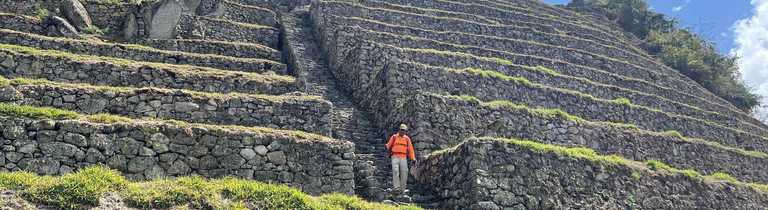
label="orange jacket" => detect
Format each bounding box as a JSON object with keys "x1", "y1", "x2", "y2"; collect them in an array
[{"x1": 386, "y1": 134, "x2": 416, "y2": 160}]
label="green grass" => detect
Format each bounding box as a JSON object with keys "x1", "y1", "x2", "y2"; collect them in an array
[
  {"x1": 0, "y1": 103, "x2": 79, "y2": 120},
  {"x1": 81, "y1": 26, "x2": 106, "y2": 35},
  {"x1": 0, "y1": 167, "x2": 126, "y2": 209},
  {"x1": 0, "y1": 75, "x2": 321, "y2": 102},
  {"x1": 708, "y1": 172, "x2": 739, "y2": 183},
  {"x1": 0, "y1": 166, "x2": 417, "y2": 210}
]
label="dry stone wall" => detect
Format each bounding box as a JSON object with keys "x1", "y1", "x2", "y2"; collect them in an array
[
  {"x1": 0, "y1": 116, "x2": 354, "y2": 195},
  {"x1": 208, "y1": 0, "x2": 278, "y2": 26},
  {"x1": 0, "y1": 83, "x2": 333, "y2": 135},
  {"x1": 394, "y1": 93, "x2": 768, "y2": 183},
  {"x1": 0, "y1": 47, "x2": 297, "y2": 95},
  {"x1": 417, "y1": 138, "x2": 768, "y2": 209},
  {"x1": 0, "y1": 14, "x2": 45, "y2": 35},
  {"x1": 315, "y1": 26, "x2": 768, "y2": 155},
  {"x1": 0, "y1": 29, "x2": 286, "y2": 74},
  {"x1": 311, "y1": 0, "x2": 745, "y2": 116},
  {"x1": 328, "y1": 37, "x2": 767, "y2": 138},
  {"x1": 139, "y1": 39, "x2": 281, "y2": 60},
  {"x1": 176, "y1": 14, "x2": 279, "y2": 47}
]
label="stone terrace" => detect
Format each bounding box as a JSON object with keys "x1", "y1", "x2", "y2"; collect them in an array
[
  {"x1": 310, "y1": 0, "x2": 768, "y2": 206},
  {"x1": 417, "y1": 138, "x2": 768, "y2": 209},
  {"x1": 1, "y1": 0, "x2": 768, "y2": 208},
  {"x1": 0, "y1": 0, "x2": 358, "y2": 197}
]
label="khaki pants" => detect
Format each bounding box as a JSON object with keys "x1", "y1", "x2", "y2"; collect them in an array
[{"x1": 391, "y1": 157, "x2": 408, "y2": 190}]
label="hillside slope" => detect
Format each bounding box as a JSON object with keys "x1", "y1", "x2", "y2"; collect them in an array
[{"x1": 0, "y1": 0, "x2": 766, "y2": 209}]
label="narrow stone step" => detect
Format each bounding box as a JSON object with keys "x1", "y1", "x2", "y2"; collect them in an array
[
  {"x1": 137, "y1": 39, "x2": 281, "y2": 60},
  {"x1": 0, "y1": 29, "x2": 287, "y2": 74},
  {"x1": 0, "y1": 77, "x2": 333, "y2": 135},
  {"x1": 0, "y1": 44, "x2": 297, "y2": 95},
  {"x1": 0, "y1": 103, "x2": 354, "y2": 195},
  {"x1": 177, "y1": 14, "x2": 279, "y2": 48}
]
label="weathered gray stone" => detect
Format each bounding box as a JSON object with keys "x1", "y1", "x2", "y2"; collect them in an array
[
  {"x1": 60, "y1": 0, "x2": 93, "y2": 31},
  {"x1": 18, "y1": 158, "x2": 60, "y2": 175},
  {"x1": 149, "y1": 133, "x2": 171, "y2": 153},
  {"x1": 122, "y1": 13, "x2": 139, "y2": 40},
  {"x1": 167, "y1": 160, "x2": 191, "y2": 175},
  {"x1": 63, "y1": 133, "x2": 88, "y2": 147},
  {"x1": 267, "y1": 151, "x2": 286, "y2": 165},
  {"x1": 148, "y1": 0, "x2": 184, "y2": 39},
  {"x1": 220, "y1": 154, "x2": 246, "y2": 169},
  {"x1": 127, "y1": 157, "x2": 155, "y2": 173},
  {"x1": 174, "y1": 102, "x2": 199, "y2": 112},
  {"x1": 240, "y1": 148, "x2": 257, "y2": 160},
  {"x1": 46, "y1": 16, "x2": 80, "y2": 38},
  {"x1": 40, "y1": 142, "x2": 79, "y2": 158},
  {"x1": 144, "y1": 165, "x2": 166, "y2": 179},
  {"x1": 254, "y1": 145, "x2": 268, "y2": 156}
]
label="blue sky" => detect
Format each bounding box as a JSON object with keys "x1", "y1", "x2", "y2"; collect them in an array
[
  {"x1": 545, "y1": 0, "x2": 768, "y2": 120},
  {"x1": 543, "y1": 0, "x2": 753, "y2": 54}
]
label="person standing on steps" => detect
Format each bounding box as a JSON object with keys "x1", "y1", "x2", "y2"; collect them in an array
[{"x1": 386, "y1": 123, "x2": 417, "y2": 193}]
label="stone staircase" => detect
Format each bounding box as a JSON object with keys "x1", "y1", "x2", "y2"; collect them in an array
[{"x1": 280, "y1": 5, "x2": 440, "y2": 208}]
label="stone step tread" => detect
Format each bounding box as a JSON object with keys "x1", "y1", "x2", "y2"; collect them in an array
[{"x1": 0, "y1": 29, "x2": 287, "y2": 74}]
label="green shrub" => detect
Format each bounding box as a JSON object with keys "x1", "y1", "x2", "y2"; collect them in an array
[{"x1": 82, "y1": 26, "x2": 105, "y2": 35}]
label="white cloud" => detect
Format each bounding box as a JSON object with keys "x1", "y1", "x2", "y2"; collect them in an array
[
  {"x1": 733, "y1": 0, "x2": 768, "y2": 121},
  {"x1": 672, "y1": 6, "x2": 684, "y2": 12}
]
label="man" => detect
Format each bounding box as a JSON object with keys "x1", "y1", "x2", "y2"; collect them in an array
[{"x1": 385, "y1": 123, "x2": 416, "y2": 193}]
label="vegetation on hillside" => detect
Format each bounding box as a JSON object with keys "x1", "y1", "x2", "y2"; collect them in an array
[
  {"x1": 0, "y1": 166, "x2": 420, "y2": 210},
  {"x1": 570, "y1": 0, "x2": 761, "y2": 112}
]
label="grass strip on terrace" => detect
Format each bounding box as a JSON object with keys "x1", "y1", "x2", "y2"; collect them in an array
[
  {"x1": 0, "y1": 103, "x2": 333, "y2": 142},
  {"x1": 321, "y1": 0, "x2": 651, "y2": 66},
  {"x1": 0, "y1": 166, "x2": 421, "y2": 210},
  {"x1": 336, "y1": 22, "x2": 712, "y2": 100},
  {"x1": 348, "y1": 29, "x2": 751, "y2": 119},
  {"x1": 0, "y1": 44, "x2": 295, "y2": 84},
  {"x1": 0, "y1": 29, "x2": 284, "y2": 67},
  {"x1": 432, "y1": 137, "x2": 768, "y2": 192},
  {"x1": 0, "y1": 76, "x2": 322, "y2": 102},
  {"x1": 364, "y1": 0, "x2": 633, "y2": 52},
  {"x1": 438, "y1": 93, "x2": 768, "y2": 159},
  {"x1": 407, "y1": 59, "x2": 768, "y2": 138}
]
